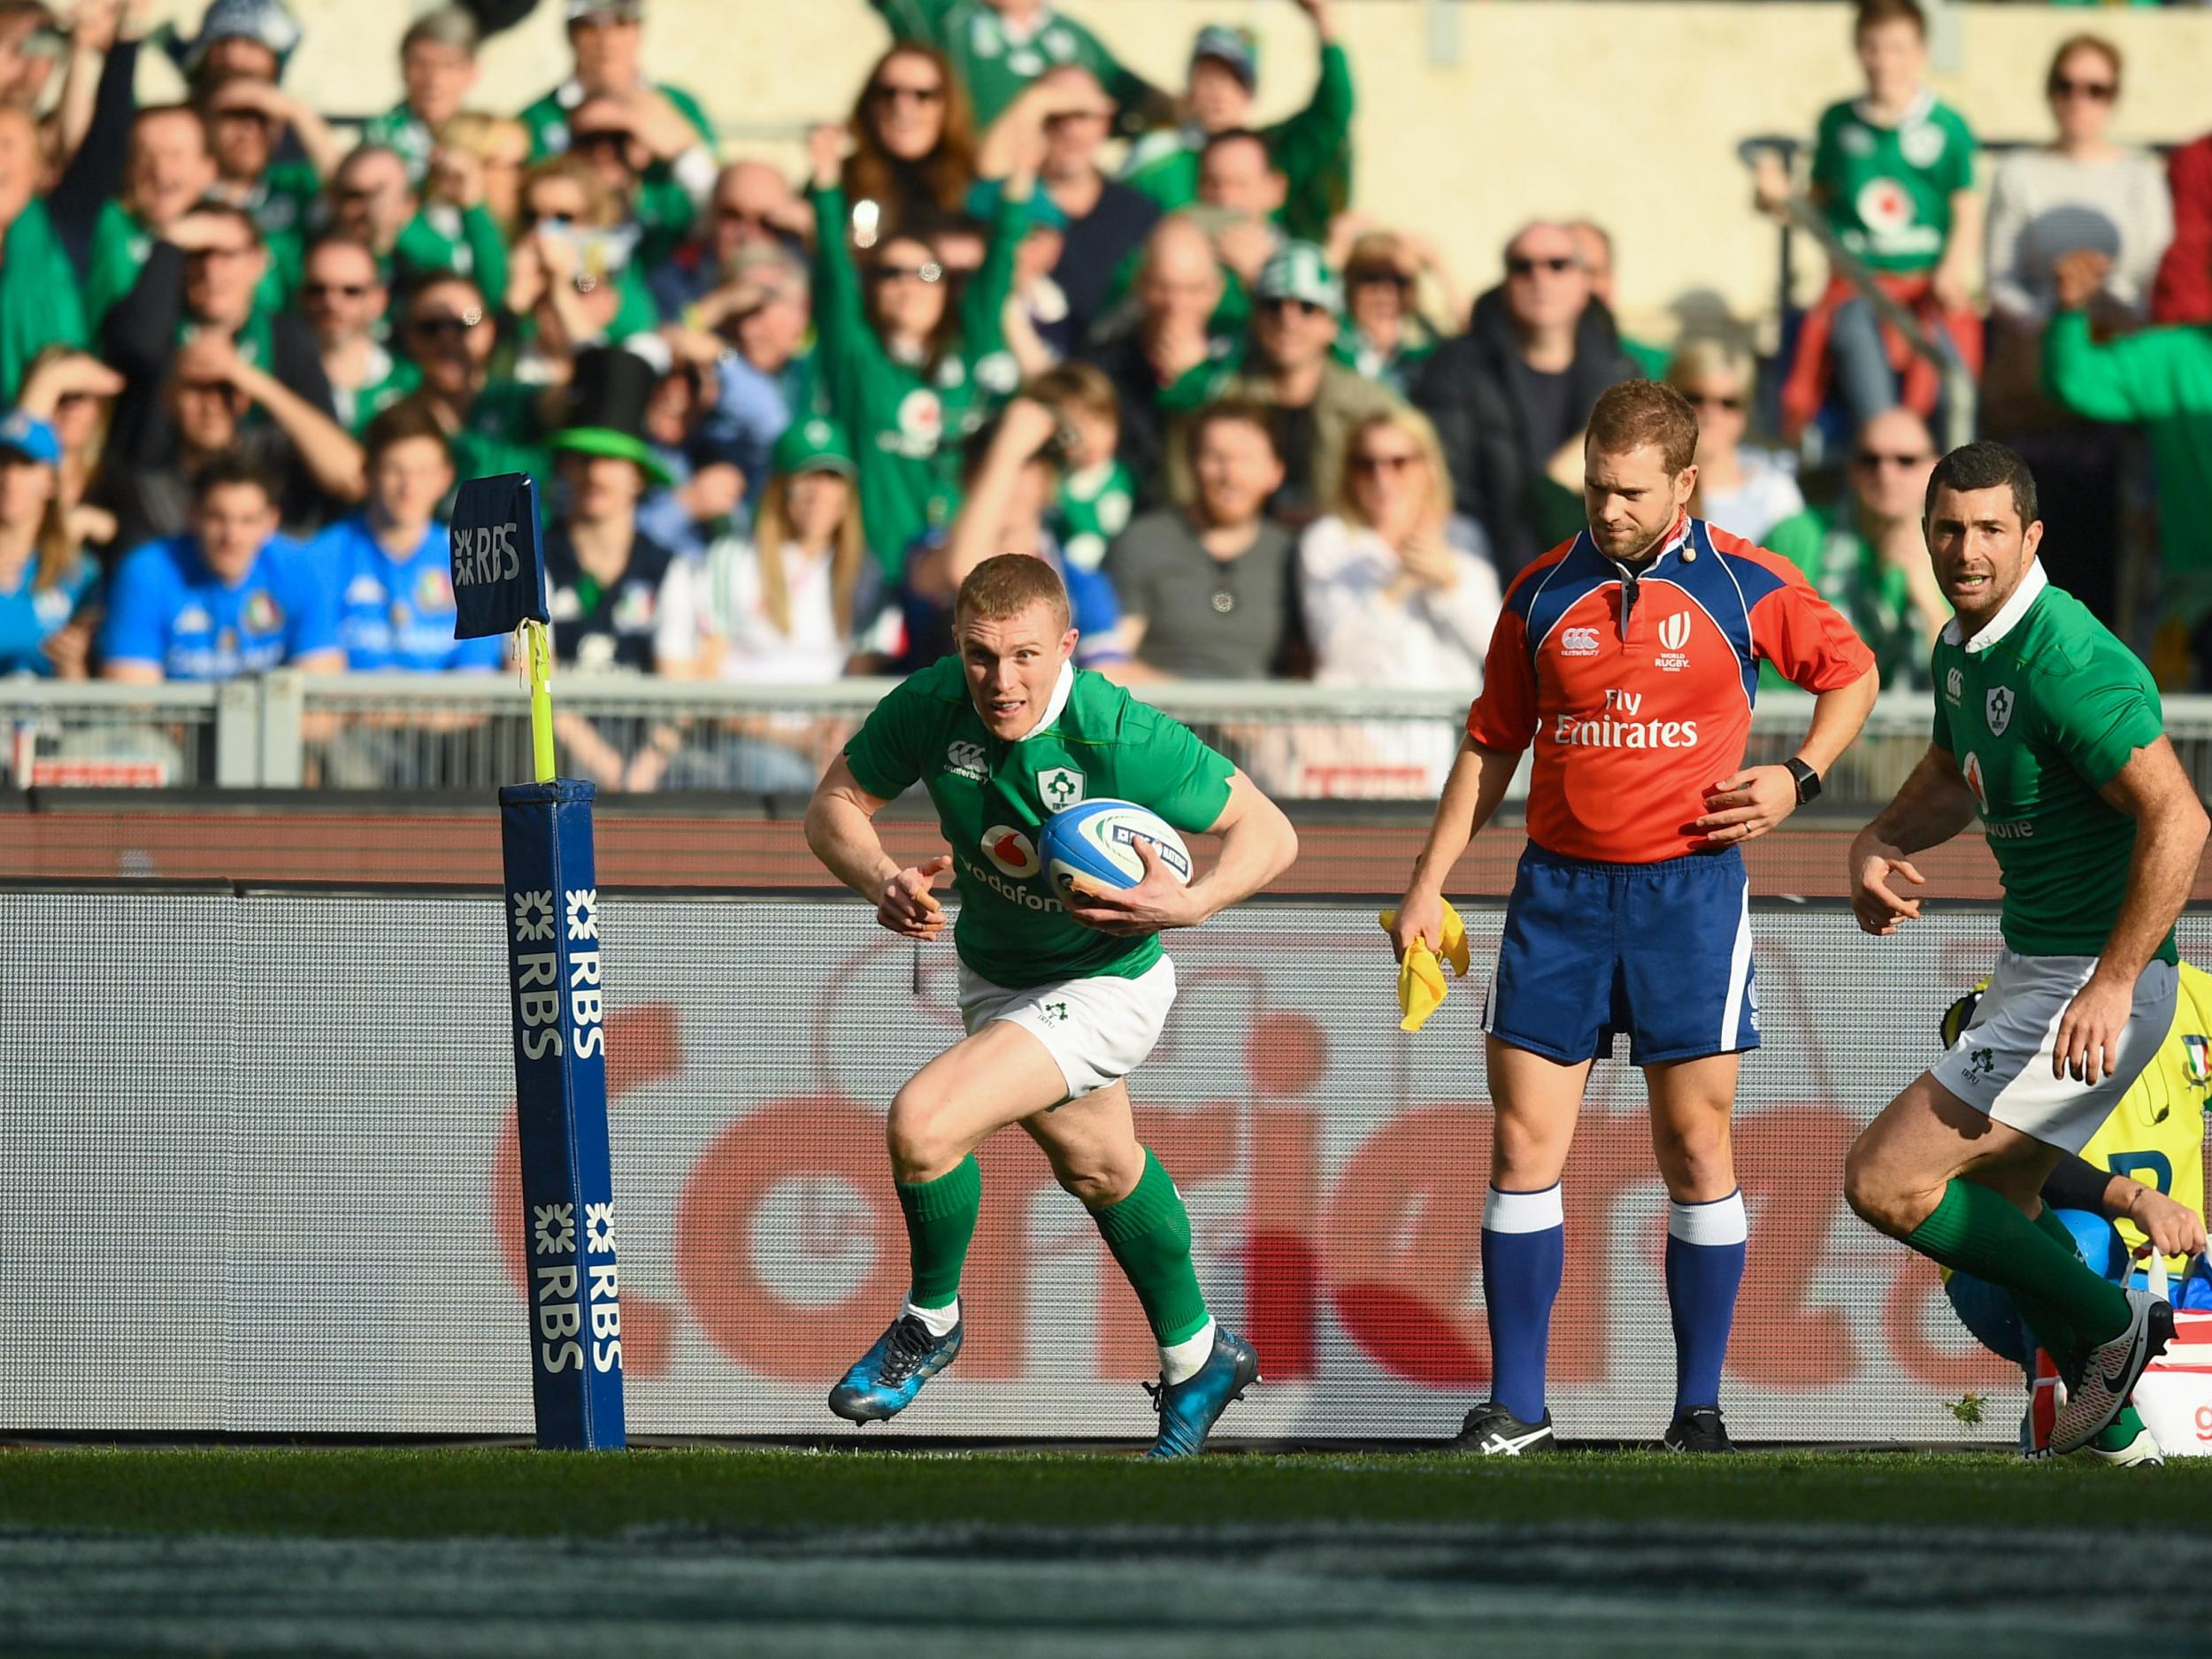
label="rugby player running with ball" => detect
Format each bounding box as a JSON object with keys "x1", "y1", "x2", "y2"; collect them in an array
[
  {"x1": 1847, "y1": 441, "x2": 2210, "y2": 1456},
  {"x1": 805, "y1": 552, "x2": 1299, "y2": 1456}
]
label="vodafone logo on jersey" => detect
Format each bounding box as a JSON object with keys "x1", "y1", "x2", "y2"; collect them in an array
[
  {"x1": 981, "y1": 825, "x2": 1041, "y2": 879},
  {"x1": 1655, "y1": 611, "x2": 1692, "y2": 672}
]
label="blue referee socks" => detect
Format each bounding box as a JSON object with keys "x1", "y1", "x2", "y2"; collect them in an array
[
  {"x1": 1481, "y1": 1184, "x2": 1564, "y2": 1424},
  {"x1": 1665, "y1": 1190, "x2": 1747, "y2": 1414}
]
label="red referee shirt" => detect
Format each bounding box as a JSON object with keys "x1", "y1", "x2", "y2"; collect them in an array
[{"x1": 1467, "y1": 516, "x2": 1875, "y2": 864}]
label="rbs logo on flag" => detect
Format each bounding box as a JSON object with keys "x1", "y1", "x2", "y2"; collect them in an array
[{"x1": 450, "y1": 473, "x2": 547, "y2": 639}]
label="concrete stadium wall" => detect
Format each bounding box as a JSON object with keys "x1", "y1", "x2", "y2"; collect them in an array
[{"x1": 146, "y1": 1, "x2": 2212, "y2": 342}]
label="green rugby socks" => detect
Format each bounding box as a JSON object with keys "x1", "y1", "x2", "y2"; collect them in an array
[
  {"x1": 1092, "y1": 1148, "x2": 1213, "y2": 1352},
  {"x1": 1904, "y1": 1179, "x2": 2132, "y2": 1348},
  {"x1": 896, "y1": 1154, "x2": 981, "y2": 1311}
]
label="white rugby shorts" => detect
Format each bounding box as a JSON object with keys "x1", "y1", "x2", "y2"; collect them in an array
[
  {"x1": 957, "y1": 954, "x2": 1178, "y2": 1102},
  {"x1": 1928, "y1": 951, "x2": 2179, "y2": 1153}
]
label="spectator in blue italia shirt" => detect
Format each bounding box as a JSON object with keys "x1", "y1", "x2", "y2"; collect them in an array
[
  {"x1": 98, "y1": 452, "x2": 342, "y2": 681},
  {"x1": 0, "y1": 411, "x2": 95, "y2": 678},
  {"x1": 311, "y1": 403, "x2": 503, "y2": 672}
]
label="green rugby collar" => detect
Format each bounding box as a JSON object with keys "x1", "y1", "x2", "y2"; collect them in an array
[{"x1": 1945, "y1": 559, "x2": 2047, "y2": 655}]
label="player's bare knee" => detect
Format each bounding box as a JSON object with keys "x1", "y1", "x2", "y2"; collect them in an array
[
  {"x1": 1841, "y1": 1141, "x2": 1916, "y2": 1235},
  {"x1": 1057, "y1": 1156, "x2": 1141, "y2": 1209},
  {"x1": 886, "y1": 1090, "x2": 961, "y2": 1182}
]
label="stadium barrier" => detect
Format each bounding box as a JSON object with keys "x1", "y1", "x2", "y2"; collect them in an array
[
  {"x1": 18, "y1": 886, "x2": 2208, "y2": 1445},
  {"x1": 20, "y1": 676, "x2": 2212, "y2": 803}
]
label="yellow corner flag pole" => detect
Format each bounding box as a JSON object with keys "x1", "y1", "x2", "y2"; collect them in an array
[{"x1": 525, "y1": 618, "x2": 557, "y2": 784}]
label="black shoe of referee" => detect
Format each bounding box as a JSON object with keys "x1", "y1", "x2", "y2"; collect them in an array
[
  {"x1": 1450, "y1": 1401, "x2": 1555, "y2": 1455},
  {"x1": 1662, "y1": 1405, "x2": 1735, "y2": 1453}
]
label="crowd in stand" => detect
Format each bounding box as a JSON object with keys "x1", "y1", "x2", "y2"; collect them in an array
[{"x1": 4, "y1": 0, "x2": 2212, "y2": 790}]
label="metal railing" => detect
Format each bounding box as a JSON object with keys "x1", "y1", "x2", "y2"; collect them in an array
[{"x1": 20, "y1": 672, "x2": 2208, "y2": 805}]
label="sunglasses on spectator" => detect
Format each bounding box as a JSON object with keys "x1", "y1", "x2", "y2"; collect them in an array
[
  {"x1": 1682, "y1": 391, "x2": 1747, "y2": 411},
  {"x1": 871, "y1": 82, "x2": 944, "y2": 106},
  {"x1": 2049, "y1": 76, "x2": 2116, "y2": 102},
  {"x1": 410, "y1": 312, "x2": 482, "y2": 341},
  {"x1": 1257, "y1": 296, "x2": 1330, "y2": 318},
  {"x1": 573, "y1": 129, "x2": 634, "y2": 153},
  {"x1": 54, "y1": 389, "x2": 97, "y2": 408},
  {"x1": 1352, "y1": 451, "x2": 1423, "y2": 475},
  {"x1": 303, "y1": 281, "x2": 372, "y2": 301},
  {"x1": 176, "y1": 380, "x2": 243, "y2": 398},
  {"x1": 1507, "y1": 255, "x2": 1577, "y2": 277},
  {"x1": 872, "y1": 262, "x2": 942, "y2": 284},
  {"x1": 185, "y1": 244, "x2": 257, "y2": 263},
  {"x1": 1855, "y1": 449, "x2": 1931, "y2": 470},
  {"x1": 1347, "y1": 268, "x2": 1412, "y2": 290}
]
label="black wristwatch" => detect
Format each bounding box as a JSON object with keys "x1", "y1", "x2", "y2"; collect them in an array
[{"x1": 1785, "y1": 757, "x2": 1823, "y2": 804}]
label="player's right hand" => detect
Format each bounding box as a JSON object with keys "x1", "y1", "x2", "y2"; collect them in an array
[
  {"x1": 1850, "y1": 853, "x2": 1925, "y2": 936},
  {"x1": 1387, "y1": 887, "x2": 1443, "y2": 962},
  {"x1": 2126, "y1": 1184, "x2": 2209, "y2": 1262},
  {"x1": 878, "y1": 855, "x2": 951, "y2": 940}
]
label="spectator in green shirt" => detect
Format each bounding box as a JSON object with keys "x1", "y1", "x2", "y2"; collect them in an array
[
  {"x1": 841, "y1": 42, "x2": 982, "y2": 263},
  {"x1": 1763, "y1": 407, "x2": 1949, "y2": 690},
  {"x1": 868, "y1": 0, "x2": 1168, "y2": 136},
  {"x1": 198, "y1": 72, "x2": 344, "y2": 304},
  {"x1": 327, "y1": 143, "x2": 508, "y2": 304},
  {"x1": 564, "y1": 91, "x2": 717, "y2": 272},
  {"x1": 360, "y1": 7, "x2": 480, "y2": 188},
  {"x1": 1121, "y1": 0, "x2": 1354, "y2": 246},
  {"x1": 0, "y1": 104, "x2": 86, "y2": 404},
  {"x1": 298, "y1": 233, "x2": 417, "y2": 435},
  {"x1": 805, "y1": 120, "x2": 1027, "y2": 580},
  {"x1": 1330, "y1": 228, "x2": 1452, "y2": 397},
  {"x1": 502, "y1": 157, "x2": 657, "y2": 386},
  {"x1": 518, "y1": 0, "x2": 716, "y2": 257},
  {"x1": 1757, "y1": 0, "x2": 1980, "y2": 437},
  {"x1": 86, "y1": 104, "x2": 219, "y2": 335},
  {"x1": 395, "y1": 273, "x2": 554, "y2": 488},
  {"x1": 2045, "y1": 246, "x2": 2212, "y2": 656}
]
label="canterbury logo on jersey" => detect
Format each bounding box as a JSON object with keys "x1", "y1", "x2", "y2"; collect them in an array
[
  {"x1": 1552, "y1": 711, "x2": 1701, "y2": 749},
  {"x1": 1561, "y1": 626, "x2": 1601, "y2": 657}
]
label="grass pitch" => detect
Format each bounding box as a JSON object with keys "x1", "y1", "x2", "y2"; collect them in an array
[{"x1": 9, "y1": 1448, "x2": 2212, "y2": 1656}]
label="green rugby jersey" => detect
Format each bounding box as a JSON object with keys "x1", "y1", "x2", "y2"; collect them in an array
[
  {"x1": 842, "y1": 657, "x2": 1236, "y2": 987},
  {"x1": 1931, "y1": 563, "x2": 2175, "y2": 964}
]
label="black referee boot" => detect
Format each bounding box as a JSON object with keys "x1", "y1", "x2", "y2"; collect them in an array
[{"x1": 1662, "y1": 1405, "x2": 1735, "y2": 1453}]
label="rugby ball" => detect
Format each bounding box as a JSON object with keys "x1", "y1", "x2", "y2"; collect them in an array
[{"x1": 1041, "y1": 798, "x2": 1192, "y2": 897}]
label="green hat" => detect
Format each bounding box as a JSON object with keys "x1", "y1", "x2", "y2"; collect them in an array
[
  {"x1": 1255, "y1": 241, "x2": 1343, "y2": 317},
  {"x1": 550, "y1": 346, "x2": 676, "y2": 488},
  {"x1": 1191, "y1": 24, "x2": 1258, "y2": 90},
  {"x1": 773, "y1": 416, "x2": 857, "y2": 479}
]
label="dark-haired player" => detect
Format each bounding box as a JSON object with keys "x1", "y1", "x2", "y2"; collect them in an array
[{"x1": 1847, "y1": 440, "x2": 2210, "y2": 1455}]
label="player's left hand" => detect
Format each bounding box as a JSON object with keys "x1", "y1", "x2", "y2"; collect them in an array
[
  {"x1": 1060, "y1": 840, "x2": 1202, "y2": 936},
  {"x1": 2054, "y1": 971, "x2": 2131, "y2": 1087},
  {"x1": 1692, "y1": 766, "x2": 1799, "y2": 845},
  {"x1": 2126, "y1": 1185, "x2": 2210, "y2": 1261}
]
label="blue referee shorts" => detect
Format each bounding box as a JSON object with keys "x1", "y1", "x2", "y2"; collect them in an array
[{"x1": 1483, "y1": 843, "x2": 1758, "y2": 1067}]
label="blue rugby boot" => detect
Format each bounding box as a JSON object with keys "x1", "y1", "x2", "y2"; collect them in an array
[
  {"x1": 1142, "y1": 1328, "x2": 1259, "y2": 1458},
  {"x1": 828, "y1": 1307, "x2": 962, "y2": 1424}
]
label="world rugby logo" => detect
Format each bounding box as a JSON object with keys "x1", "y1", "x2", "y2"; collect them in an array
[
  {"x1": 1658, "y1": 612, "x2": 1691, "y2": 652},
  {"x1": 981, "y1": 825, "x2": 1041, "y2": 879}
]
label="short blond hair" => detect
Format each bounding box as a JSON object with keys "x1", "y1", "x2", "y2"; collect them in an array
[{"x1": 955, "y1": 554, "x2": 1071, "y2": 634}]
